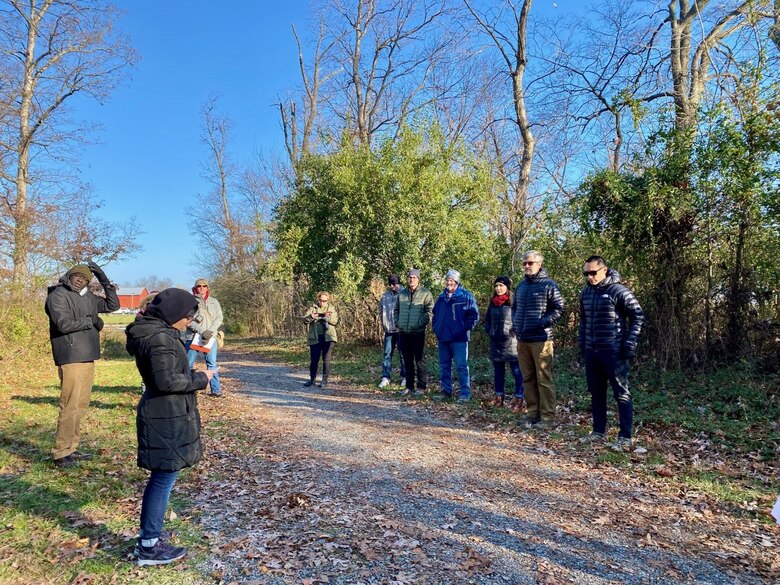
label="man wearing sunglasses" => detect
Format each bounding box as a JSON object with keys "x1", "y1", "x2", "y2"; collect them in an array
[
  {"x1": 578, "y1": 256, "x2": 643, "y2": 452},
  {"x1": 511, "y1": 250, "x2": 564, "y2": 429},
  {"x1": 184, "y1": 278, "x2": 224, "y2": 397}
]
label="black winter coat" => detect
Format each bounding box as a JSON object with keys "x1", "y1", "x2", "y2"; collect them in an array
[
  {"x1": 484, "y1": 299, "x2": 518, "y2": 361},
  {"x1": 126, "y1": 316, "x2": 209, "y2": 472},
  {"x1": 45, "y1": 270, "x2": 120, "y2": 365},
  {"x1": 511, "y1": 268, "x2": 564, "y2": 342},
  {"x1": 579, "y1": 270, "x2": 644, "y2": 355}
]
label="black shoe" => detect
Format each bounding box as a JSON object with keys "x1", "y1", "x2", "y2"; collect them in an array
[
  {"x1": 71, "y1": 451, "x2": 93, "y2": 461},
  {"x1": 303, "y1": 379, "x2": 315, "y2": 387},
  {"x1": 432, "y1": 393, "x2": 453, "y2": 402},
  {"x1": 133, "y1": 540, "x2": 187, "y2": 566},
  {"x1": 54, "y1": 454, "x2": 78, "y2": 468}
]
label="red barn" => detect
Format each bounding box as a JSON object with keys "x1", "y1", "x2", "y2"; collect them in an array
[{"x1": 116, "y1": 286, "x2": 149, "y2": 310}]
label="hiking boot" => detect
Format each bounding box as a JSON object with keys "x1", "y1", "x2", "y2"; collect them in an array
[
  {"x1": 493, "y1": 395, "x2": 505, "y2": 407},
  {"x1": 54, "y1": 454, "x2": 78, "y2": 468},
  {"x1": 209, "y1": 392, "x2": 224, "y2": 398},
  {"x1": 133, "y1": 540, "x2": 187, "y2": 567},
  {"x1": 378, "y1": 377, "x2": 390, "y2": 388},
  {"x1": 509, "y1": 396, "x2": 525, "y2": 413},
  {"x1": 303, "y1": 379, "x2": 315, "y2": 387},
  {"x1": 519, "y1": 416, "x2": 540, "y2": 428},
  {"x1": 71, "y1": 451, "x2": 94, "y2": 461},
  {"x1": 533, "y1": 419, "x2": 555, "y2": 430},
  {"x1": 578, "y1": 432, "x2": 606, "y2": 444},
  {"x1": 611, "y1": 437, "x2": 633, "y2": 452}
]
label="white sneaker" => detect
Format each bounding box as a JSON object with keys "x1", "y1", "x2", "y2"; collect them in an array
[
  {"x1": 400, "y1": 378, "x2": 406, "y2": 388},
  {"x1": 378, "y1": 377, "x2": 390, "y2": 388}
]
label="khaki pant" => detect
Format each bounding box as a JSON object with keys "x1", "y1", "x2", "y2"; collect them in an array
[
  {"x1": 53, "y1": 362, "x2": 95, "y2": 460},
  {"x1": 517, "y1": 340, "x2": 556, "y2": 421}
]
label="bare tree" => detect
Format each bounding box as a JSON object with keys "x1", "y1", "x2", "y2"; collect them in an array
[
  {"x1": 0, "y1": 0, "x2": 137, "y2": 290},
  {"x1": 321, "y1": 0, "x2": 450, "y2": 145},
  {"x1": 134, "y1": 275, "x2": 173, "y2": 291},
  {"x1": 465, "y1": 0, "x2": 536, "y2": 272}
]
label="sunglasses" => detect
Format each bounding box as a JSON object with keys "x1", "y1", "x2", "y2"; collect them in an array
[
  {"x1": 583, "y1": 269, "x2": 604, "y2": 277},
  {"x1": 196, "y1": 284, "x2": 208, "y2": 288},
  {"x1": 522, "y1": 261, "x2": 537, "y2": 266}
]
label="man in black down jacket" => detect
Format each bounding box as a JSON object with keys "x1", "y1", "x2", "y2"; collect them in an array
[
  {"x1": 126, "y1": 288, "x2": 214, "y2": 566},
  {"x1": 578, "y1": 256, "x2": 644, "y2": 452},
  {"x1": 45, "y1": 263, "x2": 119, "y2": 468},
  {"x1": 512, "y1": 250, "x2": 564, "y2": 428}
]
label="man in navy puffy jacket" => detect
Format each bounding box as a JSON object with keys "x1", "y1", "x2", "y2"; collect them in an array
[
  {"x1": 432, "y1": 269, "x2": 479, "y2": 401},
  {"x1": 578, "y1": 255, "x2": 644, "y2": 451},
  {"x1": 512, "y1": 250, "x2": 564, "y2": 428}
]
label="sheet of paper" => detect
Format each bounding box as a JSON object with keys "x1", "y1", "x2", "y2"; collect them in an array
[{"x1": 772, "y1": 495, "x2": 780, "y2": 524}]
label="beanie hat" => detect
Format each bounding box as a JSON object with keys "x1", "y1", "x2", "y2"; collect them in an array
[
  {"x1": 493, "y1": 275, "x2": 512, "y2": 289},
  {"x1": 388, "y1": 274, "x2": 400, "y2": 285},
  {"x1": 407, "y1": 269, "x2": 421, "y2": 279},
  {"x1": 69, "y1": 265, "x2": 92, "y2": 281},
  {"x1": 444, "y1": 269, "x2": 461, "y2": 284},
  {"x1": 145, "y1": 288, "x2": 199, "y2": 325},
  {"x1": 194, "y1": 278, "x2": 209, "y2": 287}
]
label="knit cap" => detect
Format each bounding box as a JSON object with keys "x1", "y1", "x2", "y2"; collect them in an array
[
  {"x1": 444, "y1": 269, "x2": 461, "y2": 284},
  {"x1": 145, "y1": 288, "x2": 199, "y2": 325},
  {"x1": 69, "y1": 265, "x2": 92, "y2": 281}
]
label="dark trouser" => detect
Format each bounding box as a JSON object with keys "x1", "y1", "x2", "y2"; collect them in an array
[
  {"x1": 309, "y1": 334, "x2": 334, "y2": 380},
  {"x1": 585, "y1": 350, "x2": 633, "y2": 439},
  {"x1": 493, "y1": 359, "x2": 524, "y2": 397},
  {"x1": 140, "y1": 469, "x2": 179, "y2": 540},
  {"x1": 399, "y1": 332, "x2": 427, "y2": 390}
]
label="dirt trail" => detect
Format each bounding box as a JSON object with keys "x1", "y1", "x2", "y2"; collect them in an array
[{"x1": 186, "y1": 348, "x2": 777, "y2": 585}]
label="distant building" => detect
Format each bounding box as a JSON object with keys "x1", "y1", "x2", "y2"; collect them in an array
[{"x1": 116, "y1": 286, "x2": 148, "y2": 310}]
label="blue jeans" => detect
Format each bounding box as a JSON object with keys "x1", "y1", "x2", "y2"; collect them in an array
[
  {"x1": 585, "y1": 350, "x2": 633, "y2": 438},
  {"x1": 493, "y1": 359, "x2": 524, "y2": 397},
  {"x1": 382, "y1": 333, "x2": 406, "y2": 379},
  {"x1": 186, "y1": 342, "x2": 221, "y2": 394},
  {"x1": 437, "y1": 340, "x2": 470, "y2": 399},
  {"x1": 140, "y1": 469, "x2": 179, "y2": 540}
]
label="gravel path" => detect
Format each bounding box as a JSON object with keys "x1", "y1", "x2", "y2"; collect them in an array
[{"x1": 187, "y1": 348, "x2": 777, "y2": 585}]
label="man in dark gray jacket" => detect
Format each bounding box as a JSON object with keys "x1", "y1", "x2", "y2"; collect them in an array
[
  {"x1": 578, "y1": 255, "x2": 644, "y2": 452},
  {"x1": 378, "y1": 274, "x2": 406, "y2": 388},
  {"x1": 45, "y1": 263, "x2": 119, "y2": 467},
  {"x1": 512, "y1": 250, "x2": 564, "y2": 428}
]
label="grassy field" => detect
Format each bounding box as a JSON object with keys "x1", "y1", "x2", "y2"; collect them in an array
[
  {"x1": 0, "y1": 330, "x2": 776, "y2": 583},
  {"x1": 0, "y1": 330, "x2": 208, "y2": 584}
]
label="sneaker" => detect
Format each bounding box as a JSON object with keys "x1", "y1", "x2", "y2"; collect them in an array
[
  {"x1": 303, "y1": 379, "x2": 315, "y2": 387},
  {"x1": 432, "y1": 393, "x2": 453, "y2": 402},
  {"x1": 611, "y1": 437, "x2": 633, "y2": 452},
  {"x1": 398, "y1": 388, "x2": 413, "y2": 396},
  {"x1": 400, "y1": 378, "x2": 406, "y2": 388},
  {"x1": 209, "y1": 392, "x2": 224, "y2": 398},
  {"x1": 133, "y1": 540, "x2": 187, "y2": 567},
  {"x1": 378, "y1": 377, "x2": 390, "y2": 388},
  {"x1": 54, "y1": 454, "x2": 78, "y2": 468},
  {"x1": 71, "y1": 451, "x2": 94, "y2": 461},
  {"x1": 578, "y1": 432, "x2": 606, "y2": 444}
]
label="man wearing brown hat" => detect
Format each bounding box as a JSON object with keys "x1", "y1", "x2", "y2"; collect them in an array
[
  {"x1": 394, "y1": 269, "x2": 434, "y2": 396},
  {"x1": 184, "y1": 278, "x2": 224, "y2": 397},
  {"x1": 45, "y1": 262, "x2": 119, "y2": 468}
]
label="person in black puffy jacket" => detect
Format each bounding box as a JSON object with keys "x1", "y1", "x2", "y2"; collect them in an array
[
  {"x1": 45, "y1": 263, "x2": 119, "y2": 468},
  {"x1": 511, "y1": 251, "x2": 564, "y2": 428},
  {"x1": 578, "y1": 256, "x2": 644, "y2": 451},
  {"x1": 484, "y1": 275, "x2": 525, "y2": 409},
  {"x1": 125, "y1": 288, "x2": 214, "y2": 566}
]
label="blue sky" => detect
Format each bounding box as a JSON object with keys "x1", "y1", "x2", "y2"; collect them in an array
[
  {"x1": 74, "y1": 0, "x2": 573, "y2": 288},
  {"x1": 75, "y1": 1, "x2": 311, "y2": 287}
]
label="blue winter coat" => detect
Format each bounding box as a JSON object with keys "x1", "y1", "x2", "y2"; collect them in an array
[
  {"x1": 432, "y1": 285, "x2": 479, "y2": 343},
  {"x1": 511, "y1": 268, "x2": 564, "y2": 342}
]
